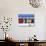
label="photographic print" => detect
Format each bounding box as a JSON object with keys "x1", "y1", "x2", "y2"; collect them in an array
[{"x1": 18, "y1": 14, "x2": 34, "y2": 27}]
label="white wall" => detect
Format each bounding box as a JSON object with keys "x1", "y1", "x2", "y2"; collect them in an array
[{"x1": 0, "y1": 0, "x2": 46, "y2": 40}]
